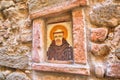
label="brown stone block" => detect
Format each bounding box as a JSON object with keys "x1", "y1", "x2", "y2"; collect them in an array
[
  {"x1": 0, "y1": 47, "x2": 29, "y2": 69},
  {"x1": 114, "y1": 48, "x2": 120, "y2": 60},
  {"x1": 0, "y1": 72, "x2": 5, "y2": 80},
  {"x1": 72, "y1": 8, "x2": 87, "y2": 64},
  {"x1": 111, "y1": 25, "x2": 120, "y2": 47},
  {"x1": 106, "y1": 62, "x2": 120, "y2": 78},
  {"x1": 95, "y1": 65, "x2": 105, "y2": 78},
  {"x1": 20, "y1": 34, "x2": 32, "y2": 43},
  {"x1": 89, "y1": 2, "x2": 120, "y2": 27},
  {"x1": 6, "y1": 72, "x2": 31, "y2": 80},
  {"x1": 0, "y1": 1, "x2": 15, "y2": 9},
  {"x1": 91, "y1": 43, "x2": 110, "y2": 57},
  {"x1": 90, "y1": 28, "x2": 108, "y2": 42}
]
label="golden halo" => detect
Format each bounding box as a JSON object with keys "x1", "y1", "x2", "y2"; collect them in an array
[{"x1": 50, "y1": 25, "x2": 68, "y2": 40}]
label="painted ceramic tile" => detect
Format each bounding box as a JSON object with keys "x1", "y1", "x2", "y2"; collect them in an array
[{"x1": 47, "y1": 22, "x2": 73, "y2": 61}]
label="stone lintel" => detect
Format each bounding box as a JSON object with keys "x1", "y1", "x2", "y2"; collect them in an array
[{"x1": 30, "y1": 0, "x2": 87, "y2": 19}]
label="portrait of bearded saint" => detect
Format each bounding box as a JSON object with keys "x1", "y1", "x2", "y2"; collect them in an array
[{"x1": 47, "y1": 25, "x2": 73, "y2": 61}]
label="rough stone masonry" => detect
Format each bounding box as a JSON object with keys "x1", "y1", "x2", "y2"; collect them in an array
[{"x1": 0, "y1": 0, "x2": 119, "y2": 80}]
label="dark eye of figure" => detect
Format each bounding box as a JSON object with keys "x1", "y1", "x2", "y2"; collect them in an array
[
  {"x1": 54, "y1": 36, "x2": 57, "y2": 38},
  {"x1": 58, "y1": 35, "x2": 62, "y2": 37}
]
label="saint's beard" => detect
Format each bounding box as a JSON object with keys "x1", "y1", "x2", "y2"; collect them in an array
[{"x1": 55, "y1": 39, "x2": 62, "y2": 46}]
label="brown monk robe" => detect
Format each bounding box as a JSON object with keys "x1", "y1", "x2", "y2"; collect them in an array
[{"x1": 47, "y1": 38, "x2": 73, "y2": 61}]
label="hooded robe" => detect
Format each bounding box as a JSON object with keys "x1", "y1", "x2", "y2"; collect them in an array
[{"x1": 47, "y1": 38, "x2": 73, "y2": 61}]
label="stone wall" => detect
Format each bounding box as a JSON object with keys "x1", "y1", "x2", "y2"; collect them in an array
[
  {"x1": 89, "y1": 0, "x2": 120, "y2": 78},
  {"x1": 0, "y1": 0, "x2": 32, "y2": 80},
  {"x1": 0, "y1": 0, "x2": 119, "y2": 80}
]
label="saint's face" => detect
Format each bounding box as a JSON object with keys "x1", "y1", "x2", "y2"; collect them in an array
[{"x1": 53, "y1": 30, "x2": 64, "y2": 46}]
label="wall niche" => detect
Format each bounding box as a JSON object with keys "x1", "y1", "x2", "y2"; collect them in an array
[{"x1": 31, "y1": 0, "x2": 89, "y2": 75}]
